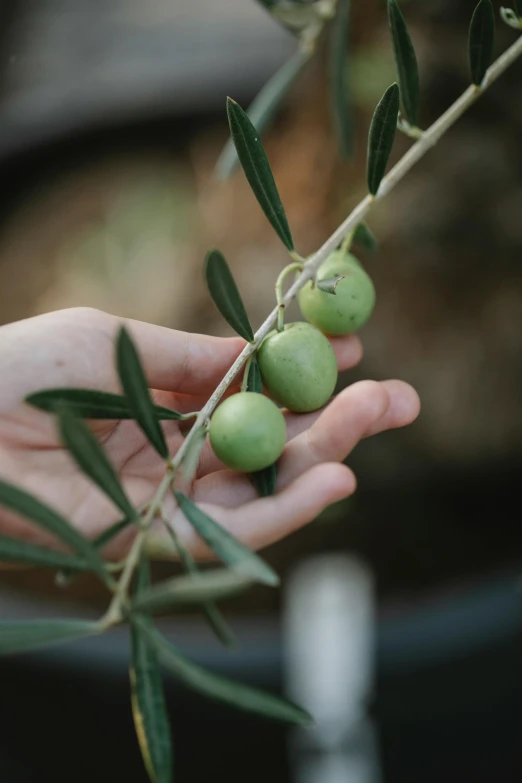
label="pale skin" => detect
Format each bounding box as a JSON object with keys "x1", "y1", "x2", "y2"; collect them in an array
[{"x1": 0, "y1": 307, "x2": 420, "y2": 564}]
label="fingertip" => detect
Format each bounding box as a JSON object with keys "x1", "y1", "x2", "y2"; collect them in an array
[
  {"x1": 329, "y1": 334, "x2": 364, "y2": 371},
  {"x1": 381, "y1": 379, "x2": 421, "y2": 426},
  {"x1": 337, "y1": 379, "x2": 390, "y2": 420},
  {"x1": 295, "y1": 461, "x2": 357, "y2": 503}
]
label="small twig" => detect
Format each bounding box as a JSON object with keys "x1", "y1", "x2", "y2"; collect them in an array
[
  {"x1": 102, "y1": 468, "x2": 175, "y2": 625},
  {"x1": 275, "y1": 262, "x2": 304, "y2": 331}
]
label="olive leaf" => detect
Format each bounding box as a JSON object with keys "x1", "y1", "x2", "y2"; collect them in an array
[
  {"x1": 353, "y1": 222, "x2": 378, "y2": 254},
  {"x1": 136, "y1": 620, "x2": 313, "y2": 726},
  {"x1": 366, "y1": 83, "x2": 400, "y2": 196},
  {"x1": 388, "y1": 0, "x2": 420, "y2": 127},
  {"x1": 215, "y1": 48, "x2": 311, "y2": 180},
  {"x1": 26, "y1": 389, "x2": 182, "y2": 421},
  {"x1": 162, "y1": 521, "x2": 236, "y2": 648},
  {"x1": 116, "y1": 327, "x2": 168, "y2": 460},
  {"x1": 0, "y1": 479, "x2": 108, "y2": 582},
  {"x1": 244, "y1": 355, "x2": 278, "y2": 498},
  {"x1": 329, "y1": 0, "x2": 354, "y2": 158},
  {"x1": 130, "y1": 558, "x2": 173, "y2": 783},
  {"x1": 245, "y1": 354, "x2": 263, "y2": 393},
  {"x1": 0, "y1": 534, "x2": 89, "y2": 571},
  {"x1": 174, "y1": 491, "x2": 279, "y2": 586},
  {"x1": 205, "y1": 250, "x2": 255, "y2": 342},
  {"x1": 130, "y1": 569, "x2": 252, "y2": 615},
  {"x1": 57, "y1": 516, "x2": 133, "y2": 588},
  {"x1": 0, "y1": 620, "x2": 99, "y2": 656},
  {"x1": 249, "y1": 463, "x2": 278, "y2": 497},
  {"x1": 226, "y1": 97, "x2": 294, "y2": 251},
  {"x1": 93, "y1": 517, "x2": 133, "y2": 550},
  {"x1": 317, "y1": 275, "x2": 345, "y2": 294},
  {"x1": 58, "y1": 410, "x2": 136, "y2": 520},
  {"x1": 469, "y1": 0, "x2": 495, "y2": 86}
]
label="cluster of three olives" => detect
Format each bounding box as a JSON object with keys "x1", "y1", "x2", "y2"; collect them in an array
[{"x1": 209, "y1": 251, "x2": 375, "y2": 473}]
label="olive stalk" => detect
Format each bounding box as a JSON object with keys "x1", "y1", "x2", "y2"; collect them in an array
[
  {"x1": 106, "y1": 29, "x2": 522, "y2": 593},
  {"x1": 275, "y1": 262, "x2": 305, "y2": 331}
]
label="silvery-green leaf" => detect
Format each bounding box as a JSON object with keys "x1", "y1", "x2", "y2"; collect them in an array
[
  {"x1": 0, "y1": 620, "x2": 98, "y2": 656},
  {"x1": 130, "y1": 558, "x2": 173, "y2": 783},
  {"x1": 205, "y1": 250, "x2": 254, "y2": 342},
  {"x1": 329, "y1": 0, "x2": 354, "y2": 157},
  {"x1": 130, "y1": 569, "x2": 251, "y2": 614},
  {"x1": 366, "y1": 83, "x2": 400, "y2": 196},
  {"x1": 469, "y1": 0, "x2": 495, "y2": 86},
  {"x1": 116, "y1": 327, "x2": 168, "y2": 459},
  {"x1": 58, "y1": 410, "x2": 136, "y2": 519},
  {"x1": 26, "y1": 388, "x2": 182, "y2": 421},
  {"x1": 137, "y1": 621, "x2": 313, "y2": 726},
  {"x1": 388, "y1": 0, "x2": 420, "y2": 127},
  {"x1": 0, "y1": 479, "x2": 107, "y2": 582},
  {"x1": 246, "y1": 354, "x2": 263, "y2": 394},
  {"x1": 0, "y1": 534, "x2": 88, "y2": 571},
  {"x1": 215, "y1": 48, "x2": 312, "y2": 179},
  {"x1": 226, "y1": 98, "x2": 294, "y2": 251},
  {"x1": 249, "y1": 463, "x2": 278, "y2": 497},
  {"x1": 353, "y1": 222, "x2": 378, "y2": 254},
  {"x1": 174, "y1": 491, "x2": 278, "y2": 586}
]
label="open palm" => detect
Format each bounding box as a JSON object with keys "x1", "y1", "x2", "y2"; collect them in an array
[{"x1": 0, "y1": 307, "x2": 420, "y2": 561}]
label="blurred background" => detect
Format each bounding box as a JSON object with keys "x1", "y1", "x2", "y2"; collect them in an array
[{"x1": 1, "y1": 0, "x2": 522, "y2": 780}]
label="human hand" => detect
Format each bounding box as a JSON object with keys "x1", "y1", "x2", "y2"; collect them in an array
[{"x1": 0, "y1": 307, "x2": 420, "y2": 561}]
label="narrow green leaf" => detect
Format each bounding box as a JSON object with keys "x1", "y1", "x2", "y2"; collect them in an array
[
  {"x1": 216, "y1": 48, "x2": 311, "y2": 180},
  {"x1": 317, "y1": 275, "x2": 345, "y2": 294},
  {"x1": 329, "y1": 0, "x2": 354, "y2": 158},
  {"x1": 0, "y1": 534, "x2": 88, "y2": 571},
  {"x1": 388, "y1": 0, "x2": 420, "y2": 127},
  {"x1": 162, "y1": 522, "x2": 236, "y2": 648},
  {"x1": 138, "y1": 621, "x2": 312, "y2": 726},
  {"x1": 130, "y1": 558, "x2": 173, "y2": 783},
  {"x1": 366, "y1": 83, "x2": 400, "y2": 196},
  {"x1": 246, "y1": 354, "x2": 263, "y2": 394},
  {"x1": 174, "y1": 491, "x2": 279, "y2": 586},
  {"x1": 0, "y1": 620, "x2": 98, "y2": 656},
  {"x1": 353, "y1": 222, "x2": 378, "y2": 254},
  {"x1": 58, "y1": 411, "x2": 136, "y2": 519},
  {"x1": 93, "y1": 517, "x2": 133, "y2": 550},
  {"x1": 0, "y1": 479, "x2": 108, "y2": 581},
  {"x1": 26, "y1": 388, "x2": 182, "y2": 421},
  {"x1": 244, "y1": 356, "x2": 277, "y2": 498},
  {"x1": 249, "y1": 463, "x2": 278, "y2": 497},
  {"x1": 469, "y1": 0, "x2": 495, "y2": 86},
  {"x1": 205, "y1": 250, "x2": 254, "y2": 342},
  {"x1": 116, "y1": 327, "x2": 168, "y2": 459},
  {"x1": 226, "y1": 97, "x2": 294, "y2": 250},
  {"x1": 515, "y1": 0, "x2": 522, "y2": 18},
  {"x1": 131, "y1": 569, "x2": 251, "y2": 615},
  {"x1": 57, "y1": 516, "x2": 133, "y2": 588}
]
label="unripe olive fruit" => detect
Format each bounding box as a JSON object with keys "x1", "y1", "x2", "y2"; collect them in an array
[
  {"x1": 257, "y1": 322, "x2": 338, "y2": 413},
  {"x1": 298, "y1": 250, "x2": 375, "y2": 335},
  {"x1": 209, "y1": 392, "x2": 286, "y2": 473}
]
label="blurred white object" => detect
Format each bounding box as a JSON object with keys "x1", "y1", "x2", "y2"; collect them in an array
[{"x1": 284, "y1": 554, "x2": 382, "y2": 783}]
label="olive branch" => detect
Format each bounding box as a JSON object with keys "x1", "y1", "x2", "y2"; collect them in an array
[{"x1": 0, "y1": 2, "x2": 520, "y2": 781}]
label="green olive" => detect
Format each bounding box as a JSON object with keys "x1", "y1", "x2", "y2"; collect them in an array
[
  {"x1": 257, "y1": 322, "x2": 338, "y2": 413},
  {"x1": 298, "y1": 250, "x2": 375, "y2": 335},
  {"x1": 209, "y1": 392, "x2": 286, "y2": 472}
]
